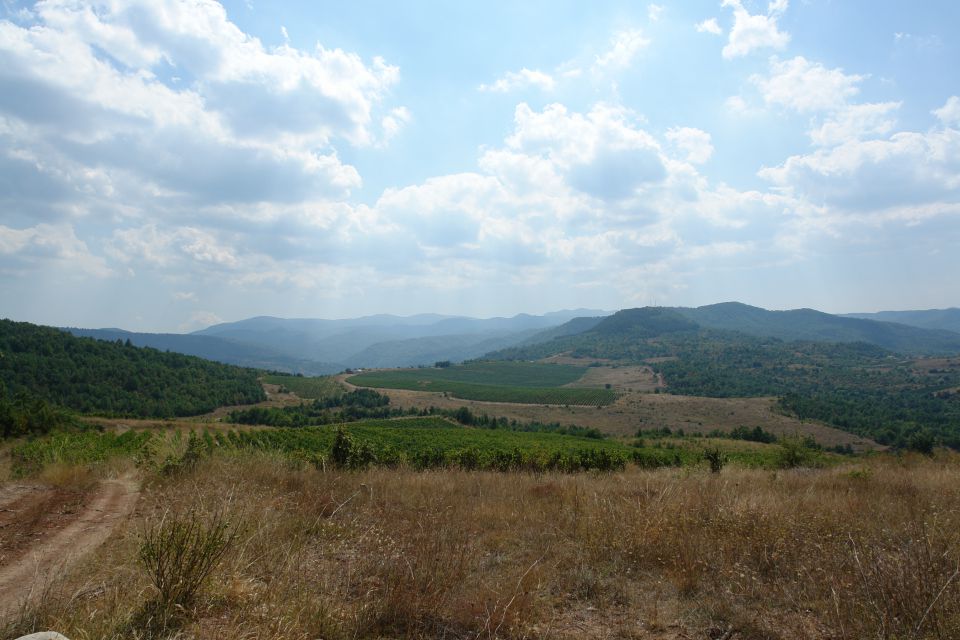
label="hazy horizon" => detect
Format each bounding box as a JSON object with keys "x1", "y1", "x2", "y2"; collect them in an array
[{"x1": 1, "y1": 1, "x2": 958, "y2": 332}]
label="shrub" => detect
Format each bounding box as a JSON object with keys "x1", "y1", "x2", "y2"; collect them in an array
[
  {"x1": 702, "y1": 447, "x2": 726, "y2": 473},
  {"x1": 138, "y1": 509, "x2": 238, "y2": 622},
  {"x1": 775, "y1": 436, "x2": 818, "y2": 469}
]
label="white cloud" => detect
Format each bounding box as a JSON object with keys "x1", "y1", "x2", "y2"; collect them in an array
[
  {"x1": 696, "y1": 19, "x2": 723, "y2": 35},
  {"x1": 648, "y1": 4, "x2": 664, "y2": 22},
  {"x1": 752, "y1": 56, "x2": 864, "y2": 112},
  {"x1": 0, "y1": 0, "x2": 406, "y2": 219},
  {"x1": 381, "y1": 106, "x2": 412, "y2": 143},
  {"x1": 809, "y1": 102, "x2": 901, "y2": 146},
  {"x1": 107, "y1": 225, "x2": 238, "y2": 269},
  {"x1": 592, "y1": 29, "x2": 650, "y2": 71},
  {"x1": 0, "y1": 223, "x2": 111, "y2": 276},
  {"x1": 721, "y1": 0, "x2": 790, "y2": 59},
  {"x1": 934, "y1": 96, "x2": 960, "y2": 126},
  {"x1": 666, "y1": 127, "x2": 714, "y2": 164},
  {"x1": 760, "y1": 125, "x2": 960, "y2": 219},
  {"x1": 479, "y1": 68, "x2": 556, "y2": 93},
  {"x1": 481, "y1": 26, "x2": 648, "y2": 96}
]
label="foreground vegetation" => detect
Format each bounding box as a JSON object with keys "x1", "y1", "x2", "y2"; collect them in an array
[
  {"x1": 4, "y1": 450, "x2": 960, "y2": 639},
  {"x1": 348, "y1": 361, "x2": 618, "y2": 406}
]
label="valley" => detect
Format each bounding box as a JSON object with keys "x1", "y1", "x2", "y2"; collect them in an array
[{"x1": 2, "y1": 305, "x2": 959, "y2": 639}]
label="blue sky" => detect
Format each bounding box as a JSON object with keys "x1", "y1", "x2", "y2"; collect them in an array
[{"x1": 0, "y1": 0, "x2": 958, "y2": 331}]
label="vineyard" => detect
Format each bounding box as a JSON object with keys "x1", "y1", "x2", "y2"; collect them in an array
[
  {"x1": 262, "y1": 374, "x2": 344, "y2": 400},
  {"x1": 6, "y1": 418, "x2": 686, "y2": 475},
  {"x1": 348, "y1": 361, "x2": 619, "y2": 406}
]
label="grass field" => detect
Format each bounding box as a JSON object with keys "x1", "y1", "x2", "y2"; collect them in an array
[
  {"x1": 261, "y1": 374, "x2": 344, "y2": 400},
  {"x1": 4, "y1": 450, "x2": 959, "y2": 640},
  {"x1": 348, "y1": 361, "x2": 619, "y2": 406}
]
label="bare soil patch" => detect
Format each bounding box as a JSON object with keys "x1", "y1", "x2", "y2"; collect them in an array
[
  {"x1": 563, "y1": 364, "x2": 663, "y2": 391},
  {"x1": 0, "y1": 473, "x2": 140, "y2": 614}
]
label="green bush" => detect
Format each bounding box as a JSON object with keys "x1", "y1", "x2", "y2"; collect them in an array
[{"x1": 138, "y1": 509, "x2": 238, "y2": 623}]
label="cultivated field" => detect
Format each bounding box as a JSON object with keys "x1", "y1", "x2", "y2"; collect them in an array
[
  {"x1": 348, "y1": 361, "x2": 619, "y2": 406},
  {"x1": 349, "y1": 381, "x2": 876, "y2": 449}
]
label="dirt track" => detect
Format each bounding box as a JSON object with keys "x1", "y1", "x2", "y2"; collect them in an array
[{"x1": 0, "y1": 474, "x2": 140, "y2": 614}]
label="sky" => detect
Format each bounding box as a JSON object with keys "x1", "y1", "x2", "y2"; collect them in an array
[{"x1": 0, "y1": 0, "x2": 958, "y2": 332}]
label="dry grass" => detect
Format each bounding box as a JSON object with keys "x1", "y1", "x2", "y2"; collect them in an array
[{"x1": 5, "y1": 453, "x2": 960, "y2": 639}]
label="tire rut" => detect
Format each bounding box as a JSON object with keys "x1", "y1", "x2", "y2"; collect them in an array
[{"x1": 0, "y1": 474, "x2": 139, "y2": 614}]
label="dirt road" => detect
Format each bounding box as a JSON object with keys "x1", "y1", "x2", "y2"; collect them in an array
[{"x1": 0, "y1": 474, "x2": 140, "y2": 614}]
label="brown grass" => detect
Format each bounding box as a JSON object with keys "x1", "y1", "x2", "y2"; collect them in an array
[{"x1": 5, "y1": 451, "x2": 960, "y2": 639}]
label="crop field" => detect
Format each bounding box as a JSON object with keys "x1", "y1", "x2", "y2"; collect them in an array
[
  {"x1": 348, "y1": 361, "x2": 619, "y2": 406},
  {"x1": 262, "y1": 374, "x2": 344, "y2": 399},
  {"x1": 7, "y1": 416, "x2": 824, "y2": 478}
]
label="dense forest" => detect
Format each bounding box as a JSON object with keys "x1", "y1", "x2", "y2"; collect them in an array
[{"x1": 0, "y1": 319, "x2": 265, "y2": 421}]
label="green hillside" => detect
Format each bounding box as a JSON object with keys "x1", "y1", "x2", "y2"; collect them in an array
[
  {"x1": 486, "y1": 311, "x2": 960, "y2": 450},
  {"x1": 0, "y1": 319, "x2": 265, "y2": 420},
  {"x1": 674, "y1": 302, "x2": 960, "y2": 355}
]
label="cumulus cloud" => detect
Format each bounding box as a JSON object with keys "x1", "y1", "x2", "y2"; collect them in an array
[
  {"x1": 0, "y1": 222, "x2": 111, "y2": 276},
  {"x1": 592, "y1": 29, "x2": 651, "y2": 72},
  {"x1": 696, "y1": 19, "x2": 723, "y2": 35},
  {"x1": 760, "y1": 124, "x2": 960, "y2": 219},
  {"x1": 809, "y1": 102, "x2": 901, "y2": 146},
  {"x1": 752, "y1": 56, "x2": 864, "y2": 112},
  {"x1": 721, "y1": 0, "x2": 790, "y2": 59},
  {"x1": 746, "y1": 57, "x2": 903, "y2": 147},
  {"x1": 665, "y1": 127, "x2": 714, "y2": 164},
  {"x1": 934, "y1": 96, "x2": 960, "y2": 126},
  {"x1": 0, "y1": 0, "x2": 404, "y2": 219}
]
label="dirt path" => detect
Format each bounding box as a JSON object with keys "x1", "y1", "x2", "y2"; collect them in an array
[{"x1": 0, "y1": 474, "x2": 140, "y2": 614}]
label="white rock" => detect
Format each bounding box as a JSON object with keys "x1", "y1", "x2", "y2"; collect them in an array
[{"x1": 15, "y1": 633, "x2": 71, "y2": 640}]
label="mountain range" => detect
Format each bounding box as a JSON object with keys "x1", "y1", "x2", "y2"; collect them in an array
[
  {"x1": 65, "y1": 309, "x2": 605, "y2": 373},
  {"x1": 62, "y1": 303, "x2": 960, "y2": 373}
]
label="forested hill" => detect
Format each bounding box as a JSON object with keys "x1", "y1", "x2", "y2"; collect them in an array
[
  {"x1": 0, "y1": 319, "x2": 265, "y2": 418},
  {"x1": 675, "y1": 302, "x2": 960, "y2": 355},
  {"x1": 496, "y1": 304, "x2": 960, "y2": 358}
]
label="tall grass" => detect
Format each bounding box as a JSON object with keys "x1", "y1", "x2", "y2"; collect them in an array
[{"x1": 7, "y1": 453, "x2": 960, "y2": 639}]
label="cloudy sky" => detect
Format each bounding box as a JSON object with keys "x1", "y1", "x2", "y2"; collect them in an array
[{"x1": 1, "y1": 0, "x2": 958, "y2": 331}]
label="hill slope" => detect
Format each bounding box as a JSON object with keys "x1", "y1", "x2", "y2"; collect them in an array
[
  {"x1": 65, "y1": 328, "x2": 341, "y2": 375},
  {"x1": 484, "y1": 306, "x2": 960, "y2": 450},
  {"x1": 842, "y1": 308, "x2": 960, "y2": 334},
  {"x1": 0, "y1": 319, "x2": 265, "y2": 418},
  {"x1": 674, "y1": 302, "x2": 960, "y2": 354}
]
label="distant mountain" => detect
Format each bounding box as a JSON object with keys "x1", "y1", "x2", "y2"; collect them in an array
[
  {"x1": 842, "y1": 308, "x2": 960, "y2": 334},
  {"x1": 195, "y1": 309, "x2": 607, "y2": 368},
  {"x1": 345, "y1": 329, "x2": 546, "y2": 368},
  {"x1": 493, "y1": 302, "x2": 960, "y2": 359},
  {"x1": 673, "y1": 302, "x2": 960, "y2": 355},
  {"x1": 64, "y1": 328, "x2": 342, "y2": 375}
]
